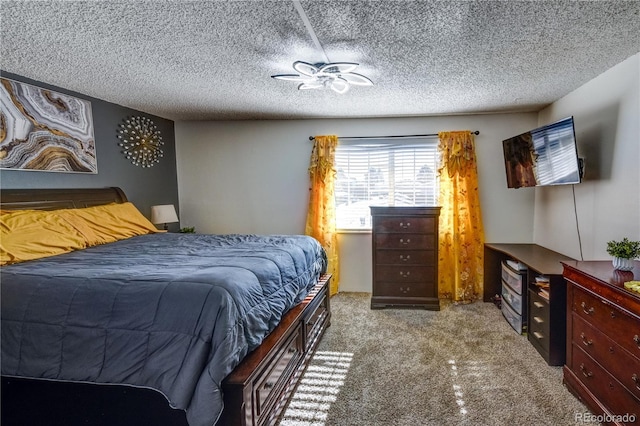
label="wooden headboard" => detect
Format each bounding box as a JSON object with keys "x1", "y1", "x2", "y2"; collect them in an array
[{"x1": 0, "y1": 187, "x2": 128, "y2": 211}]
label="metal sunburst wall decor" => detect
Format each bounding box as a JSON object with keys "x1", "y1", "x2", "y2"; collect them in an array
[{"x1": 117, "y1": 116, "x2": 164, "y2": 168}]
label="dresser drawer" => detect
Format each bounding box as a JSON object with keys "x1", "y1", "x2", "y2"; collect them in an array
[
  {"x1": 373, "y1": 281, "x2": 430, "y2": 297},
  {"x1": 374, "y1": 216, "x2": 436, "y2": 234},
  {"x1": 375, "y1": 234, "x2": 435, "y2": 250},
  {"x1": 375, "y1": 249, "x2": 433, "y2": 265},
  {"x1": 529, "y1": 289, "x2": 550, "y2": 319},
  {"x1": 501, "y1": 299, "x2": 524, "y2": 334},
  {"x1": 572, "y1": 284, "x2": 640, "y2": 359},
  {"x1": 528, "y1": 290, "x2": 550, "y2": 352},
  {"x1": 570, "y1": 345, "x2": 640, "y2": 419},
  {"x1": 254, "y1": 325, "x2": 302, "y2": 420},
  {"x1": 502, "y1": 280, "x2": 524, "y2": 315},
  {"x1": 303, "y1": 292, "x2": 329, "y2": 350},
  {"x1": 501, "y1": 262, "x2": 524, "y2": 294},
  {"x1": 572, "y1": 313, "x2": 640, "y2": 401},
  {"x1": 375, "y1": 265, "x2": 434, "y2": 283}
]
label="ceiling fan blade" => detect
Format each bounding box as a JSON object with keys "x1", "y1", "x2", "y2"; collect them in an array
[
  {"x1": 272, "y1": 74, "x2": 306, "y2": 81},
  {"x1": 330, "y1": 78, "x2": 350, "y2": 94},
  {"x1": 293, "y1": 61, "x2": 319, "y2": 76},
  {"x1": 298, "y1": 81, "x2": 325, "y2": 90},
  {"x1": 340, "y1": 73, "x2": 374, "y2": 86},
  {"x1": 319, "y1": 62, "x2": 359, "y2": 74}
]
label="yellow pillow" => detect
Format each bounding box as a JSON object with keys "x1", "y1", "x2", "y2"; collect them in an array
[
  {"x1": 0, "y1": 209, "x2": 88, "y2": 265},
  {"x1": 58, "y1": 202, "x2": 159, "y2": 246}
]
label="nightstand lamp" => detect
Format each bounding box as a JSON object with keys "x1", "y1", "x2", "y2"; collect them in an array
[{"x1": 151, "y1": 204, "x2": 179, "y2": 230}]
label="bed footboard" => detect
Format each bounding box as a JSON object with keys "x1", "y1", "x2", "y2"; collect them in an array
[{"x1": 220, "y1": 274, "x2": 332, "y2": 426}]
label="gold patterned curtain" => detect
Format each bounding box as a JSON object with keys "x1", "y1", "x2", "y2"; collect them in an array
[
  {"x1": 437, "y1": 131, "x2": 485, "y2": 303},
  {"x1": 305, "y1": 135, "x2": 340, "y2": 295}
]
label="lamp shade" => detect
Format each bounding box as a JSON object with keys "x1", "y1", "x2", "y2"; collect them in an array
[{"x1": 151, "y1": 204, "x2": 179, "y2": 225}]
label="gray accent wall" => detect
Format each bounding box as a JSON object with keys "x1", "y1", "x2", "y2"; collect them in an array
[{"x1": 0, "y1": 71, "x2": 179, "y2": 230}]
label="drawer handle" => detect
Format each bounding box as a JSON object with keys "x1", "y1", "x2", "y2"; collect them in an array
[
  {"x1": 399, "y1": 254, "x2": 411, "y2": 262},
  {"x1": 580, "y1": 302, "x2": 594, "y2": 316},
  {"x1": 399, "y1": 222, "x2": 411, "y2": 229},
  {"x1": 399, "y1": 286, "x2": 411, "y2": 294},
  {"x1": 579, "y1": 363, "x2": 593, "y2": 378},
  {"x1": 610, "y1": 310, "x2": 617, "y2": 319},
  {"x1": 399, "y1": 271, "x2": 411, "y2": 278},
  {"x1": 533, "y1": 316, "x2": 544, "y2": 324},
  {"x1": 264, "y1": 381, "x2": 275, "y2": 390},
  {"x1": 580, "y1": 332, "x2": 593, "y2": 347},
  {"x1": 532, "y1": 331, "x2": 544, "y2": 340},
  {"x1": 633, "y1": 374, "x2": 640, "y2": 391},
  {"x1": 533, "y1": 301, "x2": 544, "y2": 308},
  {"x1": 399, "y1": 238, "x2": 411, "y2": 245}
]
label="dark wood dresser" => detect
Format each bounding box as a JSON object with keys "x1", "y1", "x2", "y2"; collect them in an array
[
  {"x1": 370, "y1": 206, "x2": 440, "y2": 310},
  {"x1": 562, "y1": 261, "x2": 640, "y2": 424}
]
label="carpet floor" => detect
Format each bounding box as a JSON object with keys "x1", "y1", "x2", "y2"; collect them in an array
[{"x1": 277, "y1": 292, "x2": 590, "y2": 426}]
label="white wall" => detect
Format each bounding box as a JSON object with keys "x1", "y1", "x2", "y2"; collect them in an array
[
  {"x1": 176, "y1": 113, "x2": 537, "y2": 292},
  {"x1": 535, "y1": 54, "x2": 640, "y2": 260}
]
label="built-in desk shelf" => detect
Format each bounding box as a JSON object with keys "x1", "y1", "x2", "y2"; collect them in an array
[{"x1": 484, "y1": 243, "x2": 575, "y2": 366}]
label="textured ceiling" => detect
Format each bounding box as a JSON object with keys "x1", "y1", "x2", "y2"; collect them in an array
[{"x1": 1, "y1": 1, "x2": 638, "y2": 121}]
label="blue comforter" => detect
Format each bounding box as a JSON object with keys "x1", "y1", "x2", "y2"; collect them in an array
[{"x1": 1, "y1": 233, "x2": 326, "y2": 426}]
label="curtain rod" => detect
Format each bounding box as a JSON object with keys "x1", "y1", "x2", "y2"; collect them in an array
[{"x1": 308, "y1": 131, "x2": 479, "y2": 141}]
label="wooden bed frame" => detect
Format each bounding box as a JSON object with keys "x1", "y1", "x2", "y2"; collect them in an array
[{"x1": 0, "y1": 187, "x2": 332, "y2": 426}]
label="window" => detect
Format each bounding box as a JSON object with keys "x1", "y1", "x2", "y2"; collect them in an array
[{"x1": 334, "y1": 137, "x2": 439, "y2": 230}]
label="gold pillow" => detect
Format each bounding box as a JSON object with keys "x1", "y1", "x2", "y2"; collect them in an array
[
  {"x1": 0, "y1": 209, "x2": 88, "y2": 265},
  {"x1": 0, "y1": 202, "x2": 160, "y2": 265},
  {"x1": 58, "y1": 202, "x2": 159, "y2": 246}
]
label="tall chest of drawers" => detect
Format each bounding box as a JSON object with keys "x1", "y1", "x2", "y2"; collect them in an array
[
  {"x1": 562, "y1": 261, "x2": 640, "y2": 424},
  {"x1": 370, "y1": 206, "x2": 440, "y2": 310}
]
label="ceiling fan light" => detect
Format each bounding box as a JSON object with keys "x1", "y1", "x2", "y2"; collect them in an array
[{"x1": 273, "y1": 61, "x2": 372, "y2": 94}]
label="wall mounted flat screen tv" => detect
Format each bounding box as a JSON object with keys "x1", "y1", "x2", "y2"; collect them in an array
[{"x1": 502, "y1": 116, "x2": 581, "y2": 188}]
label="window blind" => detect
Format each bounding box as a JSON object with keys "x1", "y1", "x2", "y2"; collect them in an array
[{"x1": 334, "y1": 138, "x2": 439, "y2": 230}]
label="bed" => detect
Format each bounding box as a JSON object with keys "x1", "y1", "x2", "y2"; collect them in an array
[{"x1": 0, "y1": 187, "x2": 332, "y2": 426}]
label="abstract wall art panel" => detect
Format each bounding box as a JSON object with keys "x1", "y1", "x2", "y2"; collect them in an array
[{"x1": 0, "y1": 78, "x2": 97, "y2": 173}]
